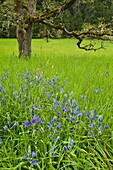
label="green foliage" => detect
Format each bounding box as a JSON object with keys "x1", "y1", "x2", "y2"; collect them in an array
[
  {"x1": 0, "y1": 0, "x2": 113, "y2": 38},
  {"x1": 0, "y1": 39, "x2": 113, "y2": 169}
]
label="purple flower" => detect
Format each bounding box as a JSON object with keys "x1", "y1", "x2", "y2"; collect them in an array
[
  {"x1": 56, "y1": 123, "x2": 61, "y2": 129},
  {"x1": 12, "y1": 123, "x2": 17, "y2": 127},
  {"x1": 47, "y1": 122, "x2": 52, "y2": 130},
  {"x1": 88, "y1": 133, "x2": 94, "y2": 136},
  {"x1": 72, "y1": 100, "x2": 77, "y2": 108},
  {"x1": 0, "y1": 139, "x2": 2, "y2": 148},
  {"x1": 31, "y1": 160, "x2": 38, "y2": 166},
  {"x1": 77, "y1": 113, "x2": 82, "y2": 119},
  {"x1": 98, "y1": 115, "x2": 102, "y2": 130},
  {"x1": 62, "y1": 108, "x2": 65, "y2": 112},
  {"x1": 49, "y1": 134, "x2": 52, "y2": 138},
  {"x1": 70, "y1": 117, "x2": 74, "y2": 123},
  {"x1": 89, "y1": 123, "x2": 95, "y2": 128},
  {"x1": 54, "y1": 154, "x2": 58, "y2": 157},
  {"x1": 51, "y1": 116, "x2": 57, "y2": 123},
  {"x1": 102, "y1": 125, "x2": 108, "y2": 130},
  {"x1": 38, "y1": 118, "x2": 43, "y2": 125},
  {"x1": 8, "y1": 118, "x2": 11, "y2": 125},
  {"x1": 36, "y1": 128, "x2": 39, "y2": 131},
  {"x1": 23, "y1": 155, "x2": 28, "y2": 160},
  {"x1": 51, "y1": 145, "x2": 55, "y2": 154},
  {"x1": 31, "y1": 103, "x2": 35, "y2": 118},
  {"x1": 32, "y1": 152, "x2": 36, "y2": 157},
  {"x1": 30, "y1": 125, "x2": 33, "y2": 130},
  {"x1": 63, "y1": 95, "x2": 66, "y2": 103},
  {"x1": 31, "y1": 118, "x2": 37, "y2": 124},
  {"x1": 64, "y1": 146, "x2": 70, "y2": 152},
  {"x1": 98, "y1": 115, "x2": 102, "y2": 122},
  {"x1": 57, "y1": 111, "x2": 60, "y2": 115},
  {"x1": 69, "y1": 137, "x2": 73, "y2": 148},
  {"x1": 3, "y1": 125, "x2": 8, "y2": 130},
  {"x1": 94, "y1": 87, "x2": 99, "y2": 93},
  {"x1": 24, "y1": 121, "x2": 29, "y2": 127}
]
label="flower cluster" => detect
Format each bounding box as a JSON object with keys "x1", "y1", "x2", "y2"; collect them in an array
[{"x1": 1, "y1": 69, "x2": 109, "y2": 168}]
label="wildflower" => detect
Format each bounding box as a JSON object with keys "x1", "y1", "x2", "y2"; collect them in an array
[
  {"x1": 0, "y1": 139, "x2": 2, "y2": 144},
  {"x1": 31, "y1": 115, "x2": 39, "y2": 124},
  {"x1": 70, "y1": 117, "x2": 74, "y2": 123},
  {"x1": 23, "y1": 155, "x2": 28, "y2": 160},
  {"x1": 31, "y1": 160, "x2": 38, "y2": 166},
  {"x1": 46, "y1": 59, "x2": 49, "y2": 66},
  {"x1": 8, "y1": 118, "x2": 11, "y2": 125},
  {"x1": 30, "y1": 125, "x2": 33, "y2": 130},
  {"x1": 12, "y1": 123, "x2": 17, "y2": 127},
  {"x1": 3, "y1": 125, "x2": 8, "y2": 130},
  {"x1": 89, "y1": 123, "x2": 95, "y2": 128},
  {"x1": 24, "y1": 121, "x2": 29, "y2": 127},
  {"x1": 31, "y1": 118, "x2": 37, "y2": 124},
  {"x1": 57, "y1": 111, "x2": 60, "y2": 115},
  {"x1": 38, "y1": 118, "x2": 43, "y2": 125},
  {"x1": 32, "y1": 152, "x2": 36, "y2": 157},
  {"x1": 64, "y1": 146, "x2": 70, "y2": 152},
  {"x1": 69, "y1": 137, "x2": 73, "y2": 148},
  {"x1": 0, "y1": 139, "x2": 2, "y2": 148},
  {"x1": 52, "y1": 65, "x2": 54, "y2": 69},
  {"x1": 56, "y1": 123, "x2": 61, "y2": 129},
  {"x1": 38, "y1": 66, "x2": 40, "y2": 75},
  {"x1": 102, "y1": 125, "x2": 108, "y2": 130},
  {"x1": 36, "y1": 76, "x2": 39, "y2": 82},
  {"x1": 36, "y1": 128, "x2": 39, "y2": 131},
  {"x1": 98, "y1": 115, "x2": 102, "y2": 131},
  {"x1": 49, "y1": 134, "x2": 52, "y2": 138},
  {"x1": 52, "y1": 116, "x2": 57, "y2": 123},
  {"x1": 41, "y1": 71, "x2": 43, "y2": 77},
  {"x1": 77, "y1": 113, "x2": 82, "y2": 119},
  {"x1": 31, "y1": 103, "x2": 35, "y2": 118},
  {"x1": 54, "y1": 154, "x2": 58, "y2": 157},
  {"x1": 47, "y1": 122, "x2": 52, "y2": 130},
  {"x1": 88, "y1": 133, "x2": 94, "y2": 136},
  {"x1": 72, "y1": 100, "x2": 77, "y2": 108},
  {"x1": 63, "y1": 94, "x2": 67, "y2": 103},
  {"x1": 94, "y1": 87, "x2": 99, "y2": 93},
  {"x1": 51, "y1": 145, "x2": 54, "y2": 154}
]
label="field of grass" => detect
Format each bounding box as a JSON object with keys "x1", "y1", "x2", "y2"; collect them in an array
[{"x1": 0, "y1": 38, "x2": 113, "y2": 169}]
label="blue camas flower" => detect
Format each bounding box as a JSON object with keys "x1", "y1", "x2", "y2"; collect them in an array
[
  {"x1": 3, "y1": 125, "x2": 8, "y2": 130},
  {"x1": 24, "y1": 121, "x2": 29, "y2": 127},
  {"x1": 12, "y1": 123, "x2": 17, "y2": 127},
  {"x1": 31, "y1": 103, "x2": 35, "y2": 118},
  {"x1": 23, "y1": 151, "x2": 38, "y2": 166},
  {"x1": 98, "y1": 115, "x2": 102, "y2": 131}
]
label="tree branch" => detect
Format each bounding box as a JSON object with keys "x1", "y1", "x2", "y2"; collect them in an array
[
  {"x1": 26, "y1": 0, "x2": 77, "y2": 23},
  {"x1": 41, "y1": 20, "x2": 113, "y2": 51}
]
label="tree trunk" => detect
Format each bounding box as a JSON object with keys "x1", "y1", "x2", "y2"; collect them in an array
[
  {"x1": 17, "y1": 27, "x2": 24, "y2": 58},
  {"x1": 23, "y1": 24, "x2": 32, "y2": 57}
]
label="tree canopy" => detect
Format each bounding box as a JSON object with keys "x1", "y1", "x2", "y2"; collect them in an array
[{"x1": 0, "y1": 0, "x2": 113, "y2": 57}]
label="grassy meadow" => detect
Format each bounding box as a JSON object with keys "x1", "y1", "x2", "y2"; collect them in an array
[{"x1": 0, "y1": 38, "x2": 113, "y2": 169}]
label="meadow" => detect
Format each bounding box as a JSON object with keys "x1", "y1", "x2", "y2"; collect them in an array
[{"x1": 0, "y1": 38, "x2": 113, "y2": 169}]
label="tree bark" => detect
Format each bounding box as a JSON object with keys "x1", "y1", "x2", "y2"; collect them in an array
[
  {"x1": 23, "y1": 24, "x2": 32, "y2": 57},
  {"x1": 22, "y1": 0, "x2": 36, "y2": 57},
  {"x1": 17, "y1": 27, "x2": 24, "y2": 58}
]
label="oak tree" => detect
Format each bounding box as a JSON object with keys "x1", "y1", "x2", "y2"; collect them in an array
[{"x1": 4, "y1": 0, "x2": 113, "y2": 57}]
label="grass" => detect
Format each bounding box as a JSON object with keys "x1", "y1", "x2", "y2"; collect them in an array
[{"x1": 0, "y1": 38, "x2": 113, "y2": 169}]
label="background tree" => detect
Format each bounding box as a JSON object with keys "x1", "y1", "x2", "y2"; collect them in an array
[{"x1": 0, "y1": 0, "x2": 113, "y2": 57}]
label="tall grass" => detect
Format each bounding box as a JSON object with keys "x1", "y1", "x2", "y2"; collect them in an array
[{"x1": 0, "y1": 39, "x2": 113, "y2": 169}]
